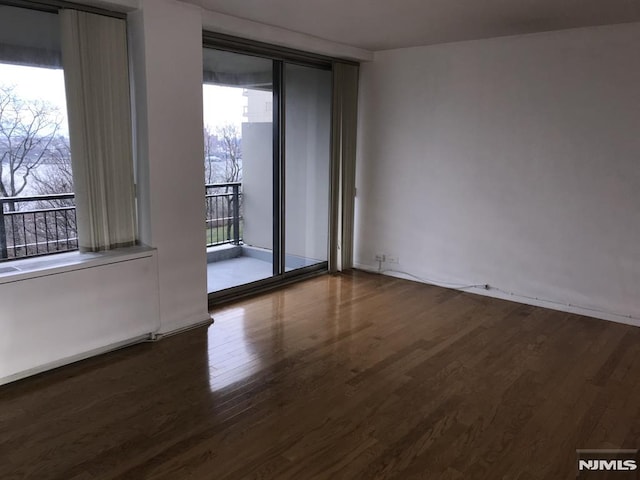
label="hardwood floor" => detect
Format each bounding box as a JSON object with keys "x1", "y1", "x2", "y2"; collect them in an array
[{"x1": 2, "y1": 270, "x2": 640, "y2": 479}]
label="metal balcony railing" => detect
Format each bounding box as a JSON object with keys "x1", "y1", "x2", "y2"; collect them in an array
[
  {"x1": 0, "y1": 193, "x2": 77, "y2": 261},
  {"x1": 205, "y1": 182, "x2": 242, "y2": 247},
  {"x1": 0, "y1": 182, "x2": 243, "y2": 262}
]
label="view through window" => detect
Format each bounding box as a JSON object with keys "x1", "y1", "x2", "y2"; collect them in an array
[
  {"x1": 203, "y1": 83, "x2": 250, "y2": 252},
  {"x1": 0, "y1": 62, "x2": 74, "y2": 261},
  {"x1": 203, "y1": 85, "x2": 246, "y2": 186},
  {"x1": 203, "y1": 48, "x2": 275, "y2": 293}
]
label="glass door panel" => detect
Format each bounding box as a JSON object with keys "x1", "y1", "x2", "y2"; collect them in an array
[
  {"x1": 284, "y1": 64, "x2": 331, "y2": 271},
  {"x1": 203, "y1": 48, "x2": 274, "y2": 293}
]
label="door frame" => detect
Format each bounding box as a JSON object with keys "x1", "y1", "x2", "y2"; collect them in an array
[{"x1": 204, "y1": 34, "x2": 337, "y2": 305}]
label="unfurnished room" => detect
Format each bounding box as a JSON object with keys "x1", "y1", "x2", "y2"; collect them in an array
[{"x1": 1, "y1": 0, "x2": 640, "y2": 478}]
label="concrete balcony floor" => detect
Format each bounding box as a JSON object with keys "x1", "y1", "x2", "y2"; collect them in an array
[
  {"x1": 207, "y1": 256, "x2": 272, "y2": 293},
  {"x1": 206, "y1": 244, "x2": 325, "y2": 294}
]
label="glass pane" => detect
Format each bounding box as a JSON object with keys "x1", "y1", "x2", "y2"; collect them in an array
[
  {"x1": 203, "y1": 48, "x2": 273, "y2": 293},
  {"x1": 284, "y1": 64, "x2": 331, "y2": 270},
  {"x1": 0, "y1": 5, "x2": 75, "y2": 261}
]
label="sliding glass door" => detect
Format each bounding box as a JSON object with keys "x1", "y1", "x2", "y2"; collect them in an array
[
  {"x1": 203, "y1": 45, "x2": 332, "y2": 297},
  {"x1": 203, "y1": 49, "x2": 274, "y2": 292},
  {"x1": 284, "y1": 64, "x2": 331, "y2": 270}
]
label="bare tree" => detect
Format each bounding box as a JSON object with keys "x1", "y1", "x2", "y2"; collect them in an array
[
  {"x1": 203, "y1": 124, "x2": 242, "y2": 184},
  {"x1": 216, "y1": 124, "x2": 242, "y2": 242},
  {"x1": 216, "y1": 124, "x2": 242, "y2": 184},
  {"x1": 32, "y1": 139, "x2": 77, "y2": 253},
  {"x1": 0, "y1": 84, "x2": 63, "y2": 208},
  {"x1": 0, "y1": 84, "x2": 68, "y2": 258},
  {"x1": 204, "y1": 124, "x2": 243, "y2": 244},
  {"x1": 32, "y1": 136, "x2": 73, "y2": 195},
  {"x1": 204, "y1": 126, "x2": 217, "y2": 185},
  {"x1": 3, "y1": 135, "x2": 76, "y2": 257}
]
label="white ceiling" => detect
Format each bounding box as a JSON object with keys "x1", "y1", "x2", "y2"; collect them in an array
[{"x1": 183, "y1": 0, "x2": 640, "y2": 51}]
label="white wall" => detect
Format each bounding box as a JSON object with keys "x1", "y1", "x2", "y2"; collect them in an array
[
  {"x1": 130, "y1": 0, "x2": 209, "y2": 333},
  {"x1": 242, "y1": 122, "x2": 273, "y2": 249},
  {"x1": 0, "y1": 0, "x2": 212, "y2": 385},
  {"x1": 0, "y1": 250, "x2": 160, "y2": 384},
  {"x1": 356, "y1": 22, "x2": 640, "y2": 324}
]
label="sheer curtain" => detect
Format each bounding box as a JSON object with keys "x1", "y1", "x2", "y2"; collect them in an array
[
  {"x1": 60, "y1": 9, "x2": 136, "y2": 252},
  {"x1": 329, "y1": 62, "x2": 359, "y2": 272}
]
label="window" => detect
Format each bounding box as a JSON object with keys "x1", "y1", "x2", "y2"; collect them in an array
[
  {"x1": 0, "y1": 4, "x2": 75, "y2": 260},
  {"x1": 0, "y1": 3, "x2": 136, "y2": 263}
]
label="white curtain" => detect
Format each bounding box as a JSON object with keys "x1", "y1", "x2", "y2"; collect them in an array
[
  {"x1": 60, "y1": 9, "x2": 136, "y2": 252},
  {"x1": 329, "y1": 62, "x2": 359, "y2": 272}
]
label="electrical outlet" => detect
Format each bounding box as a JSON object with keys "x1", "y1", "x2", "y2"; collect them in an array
[
  {"x1": 374, "y1": 253, "x2": 385, "y2": 262},
  {"x1": 386, "y1": 255, "x2": 399, "y2": 264}
]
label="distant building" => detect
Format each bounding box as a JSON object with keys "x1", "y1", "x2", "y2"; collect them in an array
[{"x1": 242, "y1": 88, "x2": 272, "y2": 123}]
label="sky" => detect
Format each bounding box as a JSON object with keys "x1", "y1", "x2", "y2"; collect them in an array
[
  {"x1": 0, "y1": 63, "x2": 69, "y2": 136},
  {"x1": 0, "y1": 62, "x2": 246, "y2": 137},
  {"x1": 202, "y1": 84, "x2": 246, "y2": 132}
]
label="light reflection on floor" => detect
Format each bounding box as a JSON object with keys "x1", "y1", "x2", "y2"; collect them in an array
[
  {"x1": 206, "y1": 306, "x2": 263, "y2": 393},
  {"x1": 207, "y1": 294, "x2": 288, "y2": 394}
]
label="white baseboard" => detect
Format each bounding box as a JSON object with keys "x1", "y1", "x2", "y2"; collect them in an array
[
  {"x1": 0, "y1": 333, "x2": 152, "y2": 387},
  {"x1": 470, "y1": 286, "x2": 640, "y2": 328},
  {"x1": 155, "y1": 315, "x2": 213, "y2": 339},
  {"x1": 353, "y1": 263, "x2": 640, "y2": 328},
  {"x1": 1, "y1": 315, "x2": 215, "y2": 386}
]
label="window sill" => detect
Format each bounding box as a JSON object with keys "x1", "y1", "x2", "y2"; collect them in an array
[{"x1": 0, "y1": 245, "x2": 156, "y2": 285}]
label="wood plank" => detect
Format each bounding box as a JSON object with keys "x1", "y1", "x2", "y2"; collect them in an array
[{"x1": 1, "y1": 271, "x2": 639, "y2": 479}]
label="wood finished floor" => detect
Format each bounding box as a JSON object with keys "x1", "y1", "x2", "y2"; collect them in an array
[{"x1": 2, "y1": 271, "x2": 640, "y2": 479}]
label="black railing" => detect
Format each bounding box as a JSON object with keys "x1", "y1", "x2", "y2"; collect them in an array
[
  {"x1": 0, "y1": 193, "x2": 77, "y2": 261},
  {"x1": 0, "y1": 184, "x2": 242, "y2": 261},
  {"x1": 206, "y1": 182, "x2": 242, "y2": 247}
]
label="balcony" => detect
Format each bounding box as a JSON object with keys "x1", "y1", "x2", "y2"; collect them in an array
[
  {"x1": 206, "y1": 182, "x2": 242, "y2": 248},
  {"x1": 0, "y1": 184, "x2": 269, "y2": 293},
  {"x1": 205, "y1": 182, "x2": 275, "y2": 292},
  {"x1": 0, "y1": 183, "x2": 308, "y2": 293},
  {"x1": 0, "y1": 193, "x2": 77, "y2": 262}
]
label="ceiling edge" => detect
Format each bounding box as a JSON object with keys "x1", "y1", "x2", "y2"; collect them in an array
[{"x1": 200, "y1": 8, "x2": 373, "y2": 62}]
